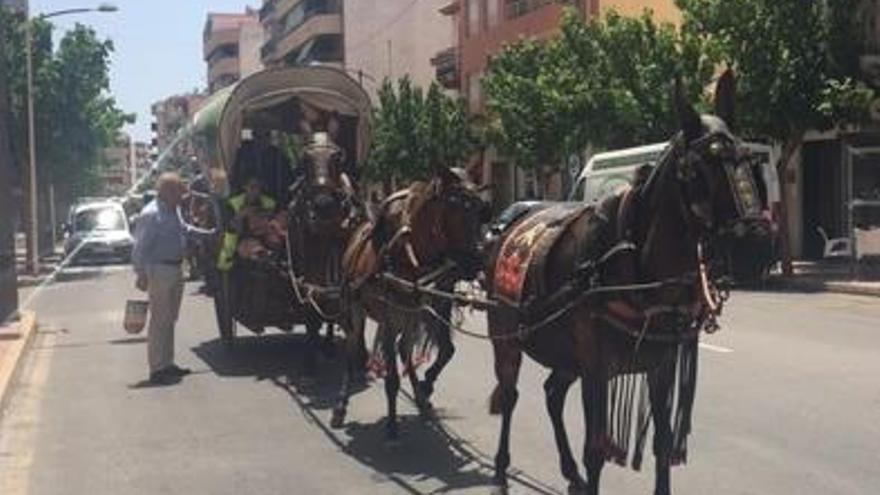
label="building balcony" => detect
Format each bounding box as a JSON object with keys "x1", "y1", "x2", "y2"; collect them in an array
[
  {"x1": 208, "y1": 56, "x2": 240, "y2": 89},
  {"x1": 204, "y1": 28, "x2": 240, "y2": 61},
  {"x1": 259, "y1": 0, "x2": 276, "y2": 22},
  {"x1": 431, "y1": 47, "x2": 459, "y2": 89},
  {"x1": 263, "y1": 12, "x2": 342, "y2": 65}
]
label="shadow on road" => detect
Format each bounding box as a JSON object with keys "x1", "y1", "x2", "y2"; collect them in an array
[
  {"x1": 108, "y1": 336, "x2": 147, "y2": 345},
  {"x1": 341, "y1": 415, "x2": 493, "y2": 494},
  {"x1": 190, "y1": 333, "x2": 528, "y2": 494}
]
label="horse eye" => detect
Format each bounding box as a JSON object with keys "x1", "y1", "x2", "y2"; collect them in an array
[{"x1": 709, "y1": 141, "x2": 724, "y2": 156}]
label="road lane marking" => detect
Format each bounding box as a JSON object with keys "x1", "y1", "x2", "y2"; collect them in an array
[{"x1": 699, "y1": 342, "x2": 734, "y2": 353}]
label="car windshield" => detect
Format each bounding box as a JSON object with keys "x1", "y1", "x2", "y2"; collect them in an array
[{"x1": 74, "y1": 208, "x2": 126, "y2": 233}]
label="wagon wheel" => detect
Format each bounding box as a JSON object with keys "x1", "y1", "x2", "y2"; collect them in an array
[{"x1": 213, "y1": 271, "x2": 237, "y2": 348}]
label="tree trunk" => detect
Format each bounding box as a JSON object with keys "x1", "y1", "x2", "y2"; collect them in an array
[
  {"x1": 775, "y1": 132, "x2": 805, "y2": 277},
  {"x1": 0, "y1": 27, "x2": 20, "y2": 321}
]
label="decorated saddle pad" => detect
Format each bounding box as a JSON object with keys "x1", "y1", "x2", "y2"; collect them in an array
[{"x1": 493, "y1": 202, "x2": 592, "y2": 306}]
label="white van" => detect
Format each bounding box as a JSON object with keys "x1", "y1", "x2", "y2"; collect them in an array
[{"x1": 570, "y1": 141, "x2": 781, "y2": 213}]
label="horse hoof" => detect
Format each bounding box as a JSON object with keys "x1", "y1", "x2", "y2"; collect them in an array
[
  {"x1": 417, "y1": 400, "x2": 435, "y2": 419},
  {"x1": 568, "y1": 480, "x2": 589, "y2": 495},
  {"x1": 330, "y1": 409, "x2": 346, "y2": 429}
]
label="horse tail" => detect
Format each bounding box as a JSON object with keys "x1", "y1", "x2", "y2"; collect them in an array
[{"x1": 488, "y1": 384, "x2": 503, "y2": 415}]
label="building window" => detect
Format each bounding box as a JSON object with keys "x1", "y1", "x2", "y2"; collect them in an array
[
  {"x1": 468, "y1": 0, "x2": 481, "y2": 37},
  {"x1": 504, "y1": 0, "x2": 552, "y2": 19},
  {"x1": 208, "y1": 43, "x2": 239, "y2": 65},
  {"x1": 487, "y1": 0, "x2": 500, "y2": 28}
]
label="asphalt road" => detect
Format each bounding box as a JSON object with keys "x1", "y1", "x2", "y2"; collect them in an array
[{"x1": 0, "y1": 267, "x2": 878, "y2": 495}]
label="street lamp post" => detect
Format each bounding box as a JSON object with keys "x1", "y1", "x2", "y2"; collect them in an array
[{"x1": 24, "y1": 3, "x2": 118, "y2": 275}]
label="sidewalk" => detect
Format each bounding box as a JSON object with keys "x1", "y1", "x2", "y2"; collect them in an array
[
  {"x1": 15, "y1": 235, "x2": 63, "y2": 287},
  {"x1": 767, "y1": 261, "x2": 880, "y2": 297},
  {"x1": 0, "y1": 311, "x2": 37, "y2": 412}
]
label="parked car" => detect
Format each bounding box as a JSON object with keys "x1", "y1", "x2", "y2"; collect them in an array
[
  {"x1": 63, "y1": 201, "x2": 134, "y2": 265},
  {"x1": 483, "y1": 201, "x2": 548, "y2": 249},
  {"x1": 569, "y1": 141, "x2": 782, "y2": 285}
]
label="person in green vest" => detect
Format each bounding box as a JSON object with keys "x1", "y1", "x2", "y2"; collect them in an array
[{"x1": 217, "y1": 177, "x2": 277, "y2": 271}]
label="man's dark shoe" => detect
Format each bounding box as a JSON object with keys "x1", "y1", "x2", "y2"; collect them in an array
[
  {"x1": 166, "y1": 365, "x2": 192, "y2": 376},
  {"x1": 148, "y1": 370, "x2": 178, "y2": 385}
]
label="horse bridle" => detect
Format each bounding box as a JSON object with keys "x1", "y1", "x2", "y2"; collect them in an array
[{"x1": 673, "y1": 133, "x2": 763, "y2": 236}]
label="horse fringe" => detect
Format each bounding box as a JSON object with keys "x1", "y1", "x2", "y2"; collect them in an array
[
  {"x1": 602, "y1": 340, "x2": 699, "y2": 471},
  {"x1": 368, "y1": 297, "x2": 437, "y2": 377}
]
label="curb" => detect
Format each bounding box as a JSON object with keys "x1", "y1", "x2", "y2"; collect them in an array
[
  {"x1": 0, "y1": 311, "x2": 38, "y2": 414},
  {"x1": 768, "y1": 278, "x2": 880, "y2": 298}
]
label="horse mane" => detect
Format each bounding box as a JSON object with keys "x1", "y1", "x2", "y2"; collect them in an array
[{"x1": 638, "y1": 133, "x2": 684, "y2": 211}]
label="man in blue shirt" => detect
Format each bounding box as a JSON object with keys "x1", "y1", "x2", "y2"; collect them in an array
[{"x1": 132, "y1": 172, "x2": 191, "y2": 384}]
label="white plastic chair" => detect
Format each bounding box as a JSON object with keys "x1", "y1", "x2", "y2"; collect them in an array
[{"x1": 817, "y1": 226, "x2": 853, "y2": 259}]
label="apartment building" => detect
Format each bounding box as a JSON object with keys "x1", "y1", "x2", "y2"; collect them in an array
[
  {"x1": 344, "y1": 0, "x2": 453, "y2": 98},
  {"x1": 100, "y1": 134, "x2": 134, "y2": 196},
  {"x1": 259, "y1": 0, "x2": 344, "y2": 68},
  {"x1": 258, "y1": 0, "x2": 451, "y2": 100},
  {"x1": 150, "y1": 93, "x2": 207, "y2": 152},
  {"x1": 437, "y1": 0, "x2": 679, "y2": 204},
  {"x1": 442, "y1": 0, "x2": 678, "y2": 112},
  {"x1": 204, "y1": 9, "x2": 264, "y2": 93}
]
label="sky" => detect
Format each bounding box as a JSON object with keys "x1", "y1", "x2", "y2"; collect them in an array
[{"x1": 31, "y1": 0, "x2": 259, "y2": 143}]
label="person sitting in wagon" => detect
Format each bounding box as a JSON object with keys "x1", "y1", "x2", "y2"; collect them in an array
[{"x1": 216, "y1": 177, "x2": 284, "y2": 271}]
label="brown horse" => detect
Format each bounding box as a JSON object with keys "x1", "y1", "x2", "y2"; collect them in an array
[
  {"x1": 330, "y1": 167, "x2": 490, "y2": 439},
  {"x1": 484, "y1": 71, "x2": 762, "y2": 495}
]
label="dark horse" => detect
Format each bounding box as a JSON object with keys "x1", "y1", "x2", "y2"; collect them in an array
[
  {"x1": 287, "y1": 133, "x2": 366, "y2": 371},
  {"x1": 329, "y1": 167, "x2": 490, "y2": 439},
  {"x1": 484, "y1": 71, "x2": 762, "y2": 495}
]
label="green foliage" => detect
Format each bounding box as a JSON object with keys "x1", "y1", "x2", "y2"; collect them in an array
[
  {"x1": 367, "y1": 76, "x2": 475, "y2": 183},
  {"x1": 0, "y1": 9, "x2": 133, "y2": 197},
  {"x1": 482, "y1": 8, "x2": 716, "y2": 180},
  {"x1": 675, "y1": 0, "x2": 874, "y2": 141}
]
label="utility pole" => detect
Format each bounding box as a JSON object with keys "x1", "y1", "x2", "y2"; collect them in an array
[
  {"x1": 0, "y1": 20, "x2": 20, "y2": 321},
  {"x1": 24, "y1": 16, "x2": 38, "y2": 275}
]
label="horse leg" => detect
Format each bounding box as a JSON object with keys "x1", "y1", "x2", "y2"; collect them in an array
[
  {"x1": 544, "y1": 370, "x2": 587, "y2": 494},
  {"x1": 304, "y1": 317, "x2": 321, "y2": 376},
  {"x1": 581, "y1": 373, "x2": 607, "y2": 495},
  {"x1": 397, "y1": 330, "x2": 423, "y2": 415},
  {"x1": 330, "y1": 307, "x2": 364, "y2": 429},
  {"x1": 417, "y1": 300, "x2": 455, "y2": 411},
  {"x1": 321, "y1": 323, "x2": 336, "y2": 358},
  {"x1": 381, "y1": 325, "x2": 401, "y2": 440},
  {"x1": 489, "y1": 338, "x2": 522, "y2": 495},
  {"x1": 648, "y1": 362, "x2": 675, "y2": 495}
]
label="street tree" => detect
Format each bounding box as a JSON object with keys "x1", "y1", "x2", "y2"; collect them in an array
[
  {"x1": 482, "y1": 37, "x2": 579, "y2": 197},
  {"x1": 0, "y1": 11, "x2": 132, "y2": 249},
  {"x1": 483, "y1": 9, "x2": 716, "y2": 197},
  {"x1": 0, "y1": 12, "x2": 19, "y2": 319},
  {"x1": 367, "y1": 77, "x2": 475, "y2": 190},
  {"x1": 675, "y1": 0, "x2": 875, "y2": 275}
]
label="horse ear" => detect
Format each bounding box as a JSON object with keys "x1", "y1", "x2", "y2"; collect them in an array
[
  {"x1": 674, "y1": 76, "x2": 702, "y2": 142},
  {"x1": 714, "y1": 69, "x2": 736, "y2": 129},
  {"x1": 434, "y1": 165, "x2": 458, "y2": 186}
]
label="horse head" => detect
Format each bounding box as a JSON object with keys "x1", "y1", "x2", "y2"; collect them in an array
[
  {"x1": 288, "y1": 132, "x2": 359, "y2": 289},
  {"x1": 420, "y1": 166, "x2": 491, "y2": 279},
  {"x1": 292, "y1": 132, "x2": 352, "y2": 232},
  {"x1": 665, "y1": 69, "x2": 763, "y2": 239}
]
